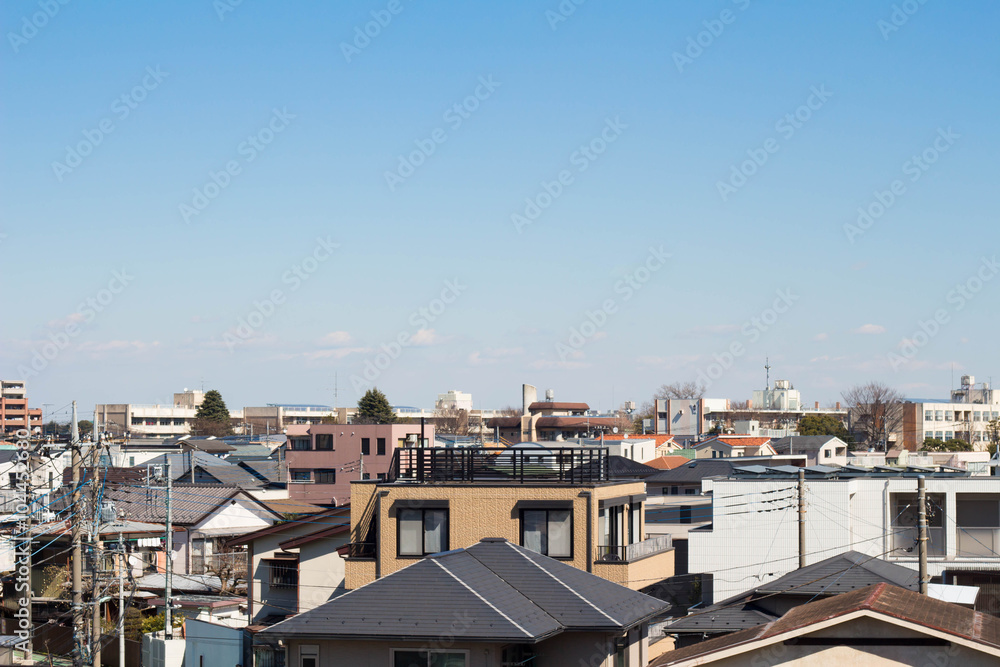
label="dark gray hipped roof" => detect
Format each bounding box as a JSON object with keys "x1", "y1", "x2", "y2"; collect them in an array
[
  {"x1": 645, "y1": 459, "x2": 737, "y2": 484},
  {"x1": 770, "y1": 435, "x2": 842, "y2": 454},
  {"x1": 664, "y1": 551, "x2": 920, "y2": 634},
  {"x1": 260, "y1": 538, "x2": 668, "y2": 642}
]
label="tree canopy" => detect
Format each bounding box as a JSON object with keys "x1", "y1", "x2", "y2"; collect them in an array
[
  {"x1": 798, "y1": 414, "x2": 853, "y2": 443},
  {"x1": 193, "y1": 389, "x2": 233, "y2": 436},
  {"x1": 355, "y1": 388, "x2": 396, "y2": 424},
  {"x1": 921, "y1": 437, "x2": 972, "y2": 452}
]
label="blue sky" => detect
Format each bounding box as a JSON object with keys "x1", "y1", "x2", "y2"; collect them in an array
[{"x1": 2, "y1": 0, "x2": 998, "y2": 419}]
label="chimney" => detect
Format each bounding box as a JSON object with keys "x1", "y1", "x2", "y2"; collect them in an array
[
  {"x1": 815, "y1": 401, "x2": 819, "y2": 409},
  {"x1": 836, "y1": 401, "x2": 841, "y2": 410}
]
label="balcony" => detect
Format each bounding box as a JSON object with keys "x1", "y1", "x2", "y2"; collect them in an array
[
  {"x1": 595, "y1": 535, "x2": 673, "y2": 563},
  {"x1": 593, "y1": 535, "x2": 675, "y2": 590},
  {"x1": 387, "y1": 447, "x2": 610, "y2": 484}
]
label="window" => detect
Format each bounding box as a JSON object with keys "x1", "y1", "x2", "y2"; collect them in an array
[
  {"x1": 270, "y1": 560, "x2": 298, "y2": 588},
  {"x1": 521, "y1": 509, "x2": 572, "y2": 557},
  {"x1": 361, "y1": 438, "x2": 370, "y2": 455},
  {"x1": 975, "y1": 412, "x2": 983, "y2": 422},
  {"x1": 290, "y1": 470, "x2": 311, "y2": 482},
  {"x1": 377, "y1": 437, "x2": 386, "y2": 455},
  {"x1": 299, "y1": 645, "x2": 318, "y2": 667},
  {"x1": 362, "y1": 472, "x2": 371, "y2": 480},
  {"x1": 685, "y1": 488, "x2": 696, "y2": 495},
  {"x1": 630, "y1": 502, "x2": 641, "y2": 544},
  {"x1": 129, "y1": 456, "x2": 135, "y2": 466},
  {"x1": 291, "y1": 438, "x2": 311, "y2": 451},
  {"x1": 399, "y1": 508, "x2": 448, "y2": 556},
  {"x1": 377, "y1": 472, "x2": 386, "y2": 480},
  {"x1": 936, "y1": 410, "x2": 943, "y2": 421},
  {"x1": 824, "y1": 449, "x2": 831, "y2": 458},
  {"x1": 925, "y1": 412, "x2": 934, "y2": 421},
  {"x1": 392, "y1": 650, "x2": 467, "y2": 667},
  {"x1": 945, "y1": 411, "x2": 954, "y2": 422},
  {"x1": 314, "y1": 469, "x2": 336, "y2": 484},
  {"x1": 315, "y1": 434, "x2": 333, "y2": 450}
]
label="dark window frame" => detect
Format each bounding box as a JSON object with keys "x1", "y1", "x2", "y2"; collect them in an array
[
  {"x1": 269, "y1": 559, "x2": 298, "y2": 589},
  {"x1": 519, "y1": 508, "x2": 574, "y2": 559},
  {"x1": 377, "y1": 437, "x2": 386, "y2": 455},
  {"x1": 314, "y1": 469, "x2": 336, "y2": 484},
  {"x1": 290, "y1": 469, "x2": 312, "y2": 482},
  {"x1": 397, "y1": 508, "x2": 449, "y2": 557},
  {"x1": 361, "y1": 438, "x2": 371, "y2": 455},
  {"x1": 315, "y1": 434, "x2": 333, "y2": 451}
]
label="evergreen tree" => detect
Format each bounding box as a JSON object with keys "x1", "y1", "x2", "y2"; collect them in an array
[
  {"x1": 797, "y1": 414, "x2": 853, "y2": 443},
  {"x1": 355, "y1": 388, "x2": 396, "y2": 424},
  {"x1": 193, "y1": 389, "x2": 233, "y2": 436}
]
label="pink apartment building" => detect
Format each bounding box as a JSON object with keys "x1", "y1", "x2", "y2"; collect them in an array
[{"x1": 284, "y1": 422, "x2": 435, "y2": 506}]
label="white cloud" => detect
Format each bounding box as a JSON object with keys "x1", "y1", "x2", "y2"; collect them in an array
[
  {"x1": 410, "y1": 329, "x2": 448, "y2": 346},
  {"x1": 318, "y1": 330, "x2": 353, "y2": 346},
  {"x1": 467, "y1": 347, "x2": 524, "y2": 366},
  {"x1": 853, "y1": 324, "x2": 886, "y2": 335},
  {"x1": 813, "y1": 333, "x2": 828, "y2": 341}
]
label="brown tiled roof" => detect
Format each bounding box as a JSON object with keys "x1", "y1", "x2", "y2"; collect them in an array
[
  {"x1": 697, "y1": 436, "x2": 772, "y2": 449},
  {"x1": 528, "y1": 402, "x2": 589, "y2": 411},
  {"x1": 652, "y1": 583, "x2": 1000, "y2": 666}
]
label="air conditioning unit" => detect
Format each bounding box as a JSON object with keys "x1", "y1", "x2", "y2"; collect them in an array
[{"x1": 152, "y1": 465, "x2": 164, "y2": 479}]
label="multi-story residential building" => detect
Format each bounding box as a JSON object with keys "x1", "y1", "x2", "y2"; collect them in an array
[
  {"x1": 284, "y1": 422, "x2": 435, "y2": 506},
  {"x1": 435, "y1": 389, "x2": 473, "y2": 411},
  {"x1": 687, "y1": 464, "x2": 1000, "y2": 608},
  {"x1": 0, "y1": 380, "x2": 42, "y2": 436},
  {"x1": 486, "y1": 385, "x2": 620, "y2": 443},
  {"x1": 900, "y1": 375, "x2": 1000, "y2": 450},
  {"x1": 343, "y1": 446, "x2": 675, "y2": 592}
]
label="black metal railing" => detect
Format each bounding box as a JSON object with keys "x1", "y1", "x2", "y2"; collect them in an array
[
  {"x1": 344, "y1": 542, "x2": 376, "y2": 558},
  {"x1": 386, "y1": 447, "x2": 611, "y2": 484}
]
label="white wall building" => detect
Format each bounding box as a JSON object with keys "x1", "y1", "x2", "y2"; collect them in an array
[
  {"x1": 435, "y1": 390, "x2": 474, "y2": 411},
  {"x1": 902, "y1": 377, "x2": 1000, "y2": 450},
  {"x1": 752, "y1": 379, "x2": 801, "y2": 410},
  {"x1": 689, "y1": 471, "x2": 1000, "y2": 603}
]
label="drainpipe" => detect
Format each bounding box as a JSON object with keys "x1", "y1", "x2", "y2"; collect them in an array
[{"x1": 580, "y1": 491, "x2": 593, "y2": 572}]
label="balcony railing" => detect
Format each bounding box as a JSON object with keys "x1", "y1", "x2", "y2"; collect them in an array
[
  {"x1": 595, "y1": 535, "x2": 673, "y2": 563},
  {"x1": 957, "y1": 527, "x2": 1000, "y2": 557},
  {"x1": 343, "y1": 542, "x2": 376, "y2": 558},
  {"x1": 388, "y1": 447, "x2": 610, "y2": 484}
]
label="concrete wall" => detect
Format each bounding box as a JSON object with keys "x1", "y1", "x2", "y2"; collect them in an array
[
  {"x1": 298, "y1": 539, "x2": 347, "y2": 612},
  {"x1": 183, "y1": 619, "x2": 244, "y2": 667}
]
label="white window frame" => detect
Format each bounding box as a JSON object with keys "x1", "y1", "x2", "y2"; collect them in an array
[
  {"x1": 390, "y1": 648, "x2": 470, "y2": 666},
  {"x1": 299, "y1": 644, "x2": 319, "y2": 667}
]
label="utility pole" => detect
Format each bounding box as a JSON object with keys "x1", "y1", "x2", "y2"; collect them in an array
[
  {"x1": 918, "y1": 475, "x2": 928, "y2": 594},
  {"x1": 164, "y1": 461, "x2": 173, "y2": 640},
  {"x1": 92, "y1": 431, "x2": 102, "y2": 667},
  {"x1": 118, "y1": 523, "x2": 124, "y2": 667},
  {"x1": 70, "y1": 403, "x2": 85, "y2": 667},
  {"x1": 798, "y1": 468, "x2": 806, "y2": 569},
  {"x1": 22, "y1": 426, "x2": 34, "y2": 666}
]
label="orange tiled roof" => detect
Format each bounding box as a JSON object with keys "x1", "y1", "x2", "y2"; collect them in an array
[{"x1": 646, "y1": 456, "x2": 691, "y2": 470}]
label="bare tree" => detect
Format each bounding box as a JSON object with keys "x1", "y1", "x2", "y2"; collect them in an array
[
  {"x1": 495, "y1": 405, "x2": 522, "y2": 417},
  {"x1": 841, "y1": 381, "x2": 904, "y2": 450},
  {"x1": 434, "y1": 408, "x2": 469, "y2": 435},
  {"x1": 206, "y1": 548, "x2": 247, "y2": 595},
  {"x1": 654, "y1": 381, "x2": 706, "y2": 400}
]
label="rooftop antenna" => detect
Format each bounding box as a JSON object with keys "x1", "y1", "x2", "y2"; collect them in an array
[
  {"x1": 765, "y1": 357, "x2": 771, "y2": 390},
  {"x1": 201, "y1": 377, "x2": 205, "y2": 393}
]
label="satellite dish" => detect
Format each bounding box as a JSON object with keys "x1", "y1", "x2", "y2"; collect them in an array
[{"x1": 612, "y1": 427, "x2": 619, "y2": 434}]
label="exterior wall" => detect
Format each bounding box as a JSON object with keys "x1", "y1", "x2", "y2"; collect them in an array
[
  {"x1": 344, "y1": 480, "x2": 672, "y2": 590},
  {"x1": 298, "y1": 539, "x2": 347, "y2": 612},
  {"x1": 689, "y1": 476, "x2": 1000, "y2": 602},
  {"x1": 281, "y1": 633, "x2": 627, "y2": 667},
  {"x1": 183, "y1": 619, "x2": 245, "y2": 667},
  {"x1": 902, "y1": 401, "x2": 1000, "y2": 451},
  {"x1": 0, "y1": 381, "x2": 42, "y2": 435},
  {"x1": 285, "y1": 423, "x2": 435, "y2": 506},
  {"x1": 247, "y1": 534, "x2": 301, "y2": 623}
]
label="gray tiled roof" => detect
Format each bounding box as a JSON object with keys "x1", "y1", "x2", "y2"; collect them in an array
[
  {"x1": 665, "y1": 551, "x2": 920, "y2": 634},
  {"x1": 770, "y1": 435, "x2": 842, "y2": 454},
  {"x1": 260, "y1": 538, "x2": 668, "y2": 642},
  {"x1": 645, "y1": 460, "x2": 737, "y2": 484},
  {"x1": 106, "y1": 484, "x2": 276, "y2": 525}
]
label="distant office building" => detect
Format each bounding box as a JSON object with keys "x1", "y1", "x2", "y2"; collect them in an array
[
  {"x1": 435, "y1": 389, "x2": 473, "y2": 411},
  {"x1": 900, "y1": 375, "x2": 1000, "y2": 451},
  {"x1": 0, "y1": 380, "x2": 42, "y2": 436}
]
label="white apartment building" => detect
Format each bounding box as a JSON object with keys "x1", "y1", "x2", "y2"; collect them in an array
[
  {"x1": 688, "y1": 468, "x2": 1000, "y2": 605},
  {"x1": 435, "y1": 389, "x2": 474, "y2": 411},
  {"x1": 901, "y1": 375, "x2": 1000, "y2": 450}
]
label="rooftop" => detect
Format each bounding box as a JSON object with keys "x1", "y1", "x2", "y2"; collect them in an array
[{"x1": 386, "y1": 446, "x2": 612, "y2": 484}]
